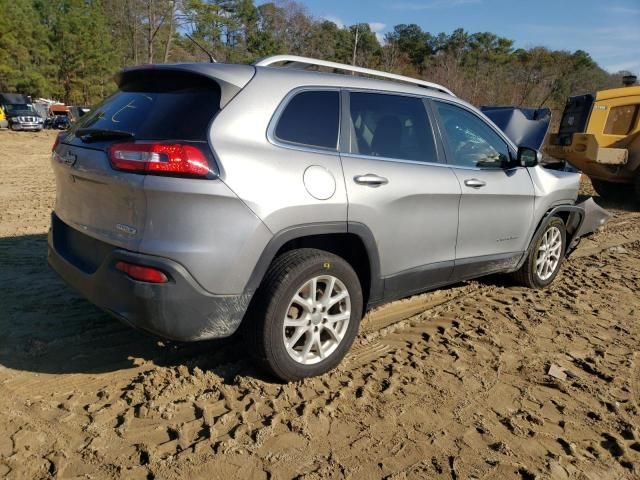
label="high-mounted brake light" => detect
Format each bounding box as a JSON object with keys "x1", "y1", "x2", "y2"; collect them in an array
[
  {"x1": 115, "y1": 261, "x2": 169, "y2": 283},
  {"x1": 108, "y1": 143, "x2": 211, "y2": 177}
]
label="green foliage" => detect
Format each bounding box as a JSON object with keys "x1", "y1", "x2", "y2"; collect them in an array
[
  {"x1": 386, "y1": 24, "x2": 433, "y2": 69},
  {"x1": 0, "y1": 0, "x2": 627, "y2": 113},
  {"x1": 0, "y1": 0, "x2": 50, "y2": 96},
  {"x1": 36, "y1": 0, "x2": 118, "y2": 104}
]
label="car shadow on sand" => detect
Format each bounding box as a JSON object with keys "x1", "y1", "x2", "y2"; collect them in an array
[
  {"x1": 0, "y1": 232, "x2": 560, "y2": 382},
  {"x1": 0, "y1": 233, "x2": 267, "y2": 381}
]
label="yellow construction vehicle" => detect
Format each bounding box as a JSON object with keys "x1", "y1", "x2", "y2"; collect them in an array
[{"x1": 546, "y1": 75, "x2": 640, "y2": 201}]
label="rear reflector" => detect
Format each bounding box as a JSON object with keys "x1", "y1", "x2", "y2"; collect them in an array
[
  {"x1": 108, "y1": 142, "x2": 210, "y2": 177},
  {"x1": 115, "y1": 261, "x2": 169, "y2": 283}
]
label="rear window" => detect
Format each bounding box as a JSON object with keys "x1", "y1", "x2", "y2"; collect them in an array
[
  {"x1": 73, "y1": 70, "x2": 221, "y2": 141},
  {"x1": 274, "y1": 90, "x2": 340, "y2": 150}
]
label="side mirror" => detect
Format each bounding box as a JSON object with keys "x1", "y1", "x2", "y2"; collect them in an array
[{"x1": 517, "y1": 146, "x2": 541, "y2": 167}]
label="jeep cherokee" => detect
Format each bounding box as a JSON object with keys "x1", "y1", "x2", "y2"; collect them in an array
[{"x1": 48, "y1": 55, "x2": 594, "y2": 381}]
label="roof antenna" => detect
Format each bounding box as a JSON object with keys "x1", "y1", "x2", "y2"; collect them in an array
[{"x1": 185, "y1": 34, "x2": 217, "y2": 63}]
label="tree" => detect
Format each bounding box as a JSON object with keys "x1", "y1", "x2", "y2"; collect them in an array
[
  {"x1": 0, "y1": 0, "x2": 626, "y2": 115},
  {"x1": 387, "y1": 24, "x2": 433, "y2": 70},
  {"x1": 0, "y1": 0, "x2": 50, "y2": 96},
  {"x1": 35, "y1": 0, "x2": 118, "y2": 104}
]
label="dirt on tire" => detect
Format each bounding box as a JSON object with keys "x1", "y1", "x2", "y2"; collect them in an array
[{"x1": 1, "y1": 130, "x2": 639, "y2": 479}]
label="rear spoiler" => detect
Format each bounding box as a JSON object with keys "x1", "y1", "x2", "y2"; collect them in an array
[
  {"x1": 481, "y1": 106, "x2": 551, "y2": 150},
  {"x1": 115, "y1": 63, "x2": 256, "y2": 108}
]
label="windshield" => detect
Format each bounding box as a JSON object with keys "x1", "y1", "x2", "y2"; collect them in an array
[{"x1": 5, "y1": 104, "x2": 34, "y2": 113}]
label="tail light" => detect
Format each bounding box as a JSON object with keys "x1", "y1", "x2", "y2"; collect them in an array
[
  {"x1": 108, "y1": 142, "x2": 212, "y2": 178},
  {"x1": 116, "y1": 261, "x2": 168, "y2": 283}
]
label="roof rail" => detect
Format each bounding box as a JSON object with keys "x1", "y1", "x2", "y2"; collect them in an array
[{"x1": 254, "y1": 55, "x2": 454, "y2": 96}]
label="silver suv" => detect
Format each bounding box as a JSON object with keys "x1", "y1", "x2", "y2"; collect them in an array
[{"x1": 48, "y1": 55, "x2": 593, "y2": 381}]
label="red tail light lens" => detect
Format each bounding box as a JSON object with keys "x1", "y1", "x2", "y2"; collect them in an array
[
  {"x1": 116, "y1": 261, "x2": 169, "y2": 283},
  {"x1": 108, "y1": 142, "x2": 211, "y2": 177}
]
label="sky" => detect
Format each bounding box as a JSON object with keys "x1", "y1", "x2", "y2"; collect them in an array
[{"x1": 298, "y1": 0, "x2": 640, "y2": 74}]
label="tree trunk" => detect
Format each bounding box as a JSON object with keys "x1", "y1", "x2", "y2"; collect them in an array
[
  {"x1": 351, "y1": 25, "x2": 359, "y2": 68},
  {"x1": 126, "y1": 0, "x2": 139, "y2": 64},
  {"x1": 147, "y1": 1, "x2": 154, "y2": 63},
  {"x1": 163, "y1": 1, "x2": 176, "y2": 63}
]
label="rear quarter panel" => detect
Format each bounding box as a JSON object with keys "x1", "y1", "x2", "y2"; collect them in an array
[
  {"x1": 140, "y1": 176, "x2": 272, "y2": 295},
  {"x1": 209, "y1": 69, "x2": 350, "y2": 234}
]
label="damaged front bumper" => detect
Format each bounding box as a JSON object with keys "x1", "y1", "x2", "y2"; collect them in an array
[{"x1": 566, "y1": 197, "x2": 611, "y2": 253}]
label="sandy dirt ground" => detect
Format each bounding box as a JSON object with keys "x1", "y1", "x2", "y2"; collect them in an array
[{"x1": 0, "y1": 130, "x2": 639, "y2": 480}]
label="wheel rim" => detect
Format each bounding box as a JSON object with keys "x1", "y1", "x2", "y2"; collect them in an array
[
  {"x1": 282, "y1": 275, "x2": 351, "y2": 365},
  {"x1": 535, "y1": 225, "x2": 562, "y2": 281}
]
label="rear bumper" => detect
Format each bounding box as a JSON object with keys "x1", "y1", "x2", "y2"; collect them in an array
[{"x1": 47, "y1": 214, "x2": 250, "y2": 341}]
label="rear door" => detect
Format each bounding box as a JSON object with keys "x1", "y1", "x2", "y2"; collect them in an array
[
  {"x1": 340, "y1": 91, "x2": 461, "y2": 298},
  {"x1": 52, "y1": 70, "x2": 222, "y2": 251},
  {"x1": 432, "y1": 100, "x2": 534, "y2": 277}
]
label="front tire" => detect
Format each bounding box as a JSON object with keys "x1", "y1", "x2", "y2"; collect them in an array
[
  {"x1": 247, "y1": 248, "x2": 363, "y2": 382},
  {"x1": 513, "y1": 217, "x2": 566, "y2": 288}
]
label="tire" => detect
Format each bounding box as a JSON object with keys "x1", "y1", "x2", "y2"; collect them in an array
[
  {"x1": 591, "y1": 178, "x2": 630, "y2": 201},
  {"x1": 513, "y1": 216, "x2": 566, "y2": 289},
  {"x1": 634, "y1": 172, "x2": 640, "y2": 204},
  {"x1": 247, "y1": 248, "x2": 363, "y2": 382}
]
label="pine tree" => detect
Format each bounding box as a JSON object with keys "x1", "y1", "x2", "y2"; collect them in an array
[{"x1": 0, "y1": 0, "x2": 51, "y2": 96}]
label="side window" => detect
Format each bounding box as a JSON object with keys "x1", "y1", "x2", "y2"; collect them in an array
[
  {"x1": 348, "y1": 92, "x2": 438, "y2": 163},
  {"x1": 435, "y1": 101, "x2": 510, "y2": 169},
  {"x1": 604, "y1": 104, "x2": 639, "y2": 135},
  {"x1": 274, "y1": 90, "x2": 339, "y2": 150}
]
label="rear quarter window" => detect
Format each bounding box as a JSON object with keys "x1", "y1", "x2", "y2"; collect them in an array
[
  {"x1": 274, "y1": 90, "x2": 340, "y2": 150},
  {"x1": 73, "y1": 70, "x2": 221, "y2": 141}
]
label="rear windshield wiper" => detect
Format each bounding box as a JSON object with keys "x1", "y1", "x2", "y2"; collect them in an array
[{"x1": 75, "y1": 128, "x2": 135, "y2": 143}]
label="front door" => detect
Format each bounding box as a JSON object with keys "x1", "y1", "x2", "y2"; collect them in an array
[
  {"x1": 340, "y1": 91, "x2": 461, "y2": 299},
  {"x1": 432, "y1": 100, "x2": 535, "y2": 278}
]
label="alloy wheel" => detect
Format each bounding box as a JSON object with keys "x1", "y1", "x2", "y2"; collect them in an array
[
  {"x1": 535, "y1": 226, "x2": 562, "y2": 281},
  {"x1": 282, "y1": 275, "x2": 351, "y2": 365}
]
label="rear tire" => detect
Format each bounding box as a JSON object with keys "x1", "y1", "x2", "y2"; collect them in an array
[
  {"x1": 634, "y1": 172, "x2": 640, "y2": 203},
  {"x1": 513, "y1": 217, "x2": 566, "y2": 289},
  {"x1": 247, "y1": 248, "x2": 363, "y2": 382}
]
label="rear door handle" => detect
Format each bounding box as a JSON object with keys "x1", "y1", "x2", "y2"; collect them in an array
[
  {"x1": 464, "y1": 178, "x2": 486, "y2": 188},
  {"x1": 354, "y1": 174, "x2": 388, "y2": 186}
]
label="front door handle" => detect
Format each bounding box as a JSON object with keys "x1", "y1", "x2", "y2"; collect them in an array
[
  {"x1": 464, "y1": 178, "x2": 486, "y2": 188},
  {"x1": 354, "y1": 174, "x2": 389, "y2": 186}
]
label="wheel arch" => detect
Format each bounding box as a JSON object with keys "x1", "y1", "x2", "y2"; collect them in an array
[
  {"x1": 245, "y1": 222, "x2": 383, "y2": 309},
  {"x1": 517, "y1": 204, "x2": 585, "y2": 270}
]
